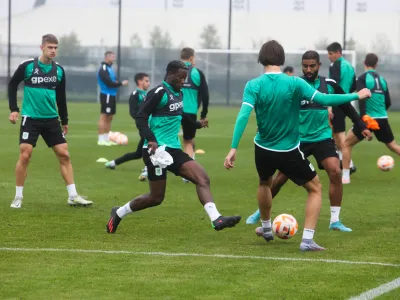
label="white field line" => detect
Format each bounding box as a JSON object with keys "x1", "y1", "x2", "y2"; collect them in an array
[
  {"x1": 0, "y1": 247, "x2": 399, "y2": 268},
  {"x1": 348, "y1": 277, "x2": 400, "y2": 300}
]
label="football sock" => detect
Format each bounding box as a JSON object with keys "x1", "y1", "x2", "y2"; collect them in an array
[
  {"x1": 338, "y1": 151, "x2": 343, "y2": 160},
  {"x1": 330, "y1": 206, "x2": 341, "y2": 224},
  {"x1": 350, "y1": 160, "x2": 354, "y2": 168},
  {"x1": 109, "y1": 160, "x2": 116, "y2": 167},
  {"x1": 302, "y1": 228, "x2": 315, "y2": 240},
  {"x1": 98, "y1": 134, "x2": 104, "y2": 142},
  {"x1": 116, "y1": 202, "x2": 133, "y2": 218},
  {"x1": 104, "y1": 133, "x2": 110, "y2": 142},
  {"x1": 261, "y1": 219, "x2": 271, "y2": 229},
  {"x1": 342, "y1": 169, "x2": 350, "y2": 181},
  {"x1": 204, "y1": 202, "x2": 221, "y2": 222},
  {"x1": 67, "y1": 184, "x2": 78, "y2": 198},
  {"x1": 15, "y1": 186, "x2": 23, "y2": 198}
]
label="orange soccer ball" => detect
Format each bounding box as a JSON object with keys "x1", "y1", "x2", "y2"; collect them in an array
[
  {"x1": 272, "y1": 214, "x2": 299, "y2": 239},
  {"x1": 377, "y1": 155, "x2": 394, "y2": 171}
]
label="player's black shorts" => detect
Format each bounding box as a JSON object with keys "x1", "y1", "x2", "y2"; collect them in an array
[
  {"x1": 142, "y1": 147, "x2": 193, "y2": 181},
  {"x1": 181, "y1": 113, "x2": 197, "y2": 140},
  {"x1": 254, "y1": 144, "x2": 317, "y2": 186},
  {"x1": 331, "y1": 106, "x2": 346, "y2": 133},
  {"x1": 100, "y1": 93, "x2": 116, "y2": 115},
  {"x1": 300, "y1": 139, "x2": 339, "y2": 170},
  {"x1": 19, "y1": 117, "x2": 66, "y2": 148},
  {"x1": 352, "y1": 118, "x2": 394, "y2": 144}
]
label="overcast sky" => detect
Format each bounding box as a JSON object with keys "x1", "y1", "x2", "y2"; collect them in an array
[{"x1": 1, "y1": 0, "x2": 400, "y2": 17}]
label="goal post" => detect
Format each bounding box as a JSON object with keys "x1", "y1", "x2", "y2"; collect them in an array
[{"x1": 193, "y1": 48, "x2": 357, "y2": 107}]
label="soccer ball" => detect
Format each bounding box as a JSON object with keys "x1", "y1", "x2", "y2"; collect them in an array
[
  {"x1": 109, "y1": 132, "x2": 121, "y2": 143},
  {"x1": 115, "y1": 134, "x2": 128, "y2": 145},
  {"x1": 377, "y1": 155, "x2": 394, "y2": 171},
  {"x1": 272, "y1": 214, "x2": 298, "y2": 239}
]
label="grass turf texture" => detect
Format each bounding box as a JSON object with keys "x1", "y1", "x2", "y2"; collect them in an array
[{"x1": 0, "y1": 101, "x2": 399, "y2": 299}]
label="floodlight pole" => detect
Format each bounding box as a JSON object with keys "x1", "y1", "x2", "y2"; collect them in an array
[
  {"x1": 7, "y1": 0, "x2": 12, "y2": 83},
  {"x1": 343, "y1": 0, "x2": 347, "y2": 50},
  {"x1": 226, "y1": 0, "x2": 232, "y2": 105},
  {"x1": 117, "y1": 0, "x2": 122, "y2": 102}
]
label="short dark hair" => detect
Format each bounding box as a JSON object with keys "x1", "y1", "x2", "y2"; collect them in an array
[
  {"x1": 258, "y1": 40, "x2": 285, "y2": 67},
  {"x1": 134, "y1": 72, "x2": 149, "y2": 85},
  {"x1": 327, "y1": 42, "x2": 342, "y2": 53},
  {"x1": 166, "y1": 60, "x2": 188, "y2": 74},
  {"x1": 302, "y1": 50, "x2": 320, "y2": 63},
  {"x1": 104, "y1": 51, "x2": 115, "y2": 57},
  {"x1": 283, "y1": 66, "x2": 294, "y2": 73},
  {"x1": 364, "y1": 53, "x2": 378, "y2": 67},
  {"x1": 42, "y1": 34, "x2": 58, "y2": 45},
  {"x1": 181, "y1": 47, "x2": 195, "y2": 60}
]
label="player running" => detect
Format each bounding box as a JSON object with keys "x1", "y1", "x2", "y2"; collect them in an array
[
  {"x1": 180, "y1": 48, "x2": 209, "y2": 182},
  {"x1": 245, "y1": 50, "x2": 372, "y2": 232},
  {"x1": 105, "y1": 73, "x2": 150, "y2": 180},
  {"x1": 8, "y1": 34, "x2": 93, "y2": 208},
  {"x1": 224, "y1": 41, "x2": 371, "y2": 251},
  {"x1": 342, "y1": 53, "x2": 400, "y2": 184},
  {"x1": 106, "y1": 60, "x2": 241, "y2": 234},
  {"x1": 327, "y1": 42, "x2": 357, "y2": 173}
]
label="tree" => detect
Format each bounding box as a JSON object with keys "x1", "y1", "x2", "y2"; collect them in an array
[
  {"x1": 130, "y1": 33, "x2": 143, "y2": 48},
  {"x1": 345, "y1": 37, "x2": 357, "y2": 51},
  {"x1": 58, "y1": 32, "x2": 86, "y2": 66},
  {"x1": 314, "y1": 37, "x2": 329, "y2": 50},
  {"x1": 252, "y1": 37, "x2": 273, "y2": 50},
  {"x1": 149, "y1": 26, "x2": 172, "y2": 49},
  {"x1": 371, "y1": 33, "x2": 393, "y2": 54},
  {"x1": 199, "y1": 24, "x2": 221, "y2": 49}
]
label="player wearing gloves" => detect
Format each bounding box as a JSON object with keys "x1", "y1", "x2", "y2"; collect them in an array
[{"x1": 106, "y1": 60, "x2": 241, "y2": 234}]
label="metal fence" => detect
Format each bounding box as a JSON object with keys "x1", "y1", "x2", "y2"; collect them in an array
[{"x1": 1, "y1": 46, "x2": 399, "y2": 109}]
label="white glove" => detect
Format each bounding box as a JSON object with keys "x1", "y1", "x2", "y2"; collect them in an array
[{"x1": 149, "y1": 145, "x2": 174, "y2": 169}]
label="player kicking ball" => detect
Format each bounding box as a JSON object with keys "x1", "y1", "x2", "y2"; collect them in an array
[
  {"x1": 245, "y1": 50, "x2": 372, "y2": 232},
  {"x1": 106, "y1": 61, "x2": 241, "y2": 234},
  {"x1": 342, "y1": 53, "x2": 400, "y2": 184},
  {"x1": 224, "y1": 41, "x2": 371, "y2": 251}
]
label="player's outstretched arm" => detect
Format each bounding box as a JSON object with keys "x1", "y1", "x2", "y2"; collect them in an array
[
  {"x1": 297, "y1": 77, "x2": 369, "y2": 107},
  {"x1": 330, "y1": 80, "x2": 367, "y2": 131},
  {"x1": 8, "y1": 64, "x2": 25, "y2": 123},
  {"x1": 56, "y1": 67, "x2": 68, "y2": 128}
]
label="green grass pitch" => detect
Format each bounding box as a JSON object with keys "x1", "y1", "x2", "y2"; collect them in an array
[{"x1": 0, "y1": 101, "x2": 399, "y2": 299}]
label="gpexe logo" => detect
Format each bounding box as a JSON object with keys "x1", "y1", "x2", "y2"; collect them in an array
[
  {"x1": 31, "y1": 76, "x2": 57, "y2": 84},
  {"x1": 169, "y1": 101, "x2": 183, "y2": 111}
]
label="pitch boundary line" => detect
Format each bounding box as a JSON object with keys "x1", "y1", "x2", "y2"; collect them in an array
[
  {"x1": 0, "y1": 247, "x2": 399, "y2": 268},
  {"x1": 348, "y1": 277, "x2": 400, "y2": 299}
]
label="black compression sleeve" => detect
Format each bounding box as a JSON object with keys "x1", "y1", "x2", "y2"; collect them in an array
[
  {"x1": 198, "y1": 70, "x2": 209, "y2": 119},
  {"x1": 8, "y1": 64, "x2": 26, "y2": 112},
  {"x1": 56, "y1": 69, "x2": 68, "y2": 125},
  {"x1": 129, "y1": 91, "x2": 140, "y2": 119},
  {"x1": 136, "y1": 88, "x2": 163, "y2": 142},
  {"x1": 329, "y1": 60, "x2": 341, "y2": 83},
  {"x1": 356, "y1": 74, "x2": 367, "y2": 117}
]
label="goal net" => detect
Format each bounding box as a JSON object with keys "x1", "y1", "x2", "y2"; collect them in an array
[{"x1": 194, "y1": 49, "x2": 357, "y2": 106}]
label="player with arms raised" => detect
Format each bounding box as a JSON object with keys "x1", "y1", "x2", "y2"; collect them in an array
[
  {"x1": 245, "y1": 50, "x2": 372, "y2": 232},
  {"x1": 224, "y1": 41, "x2": 371, "y2": 251},
  {"x1": 106, "y1": 61, "x2": 241, "y2": 234},
  {"x1": 8, "y1": 34, "x2": 92, "y2": 208}
]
